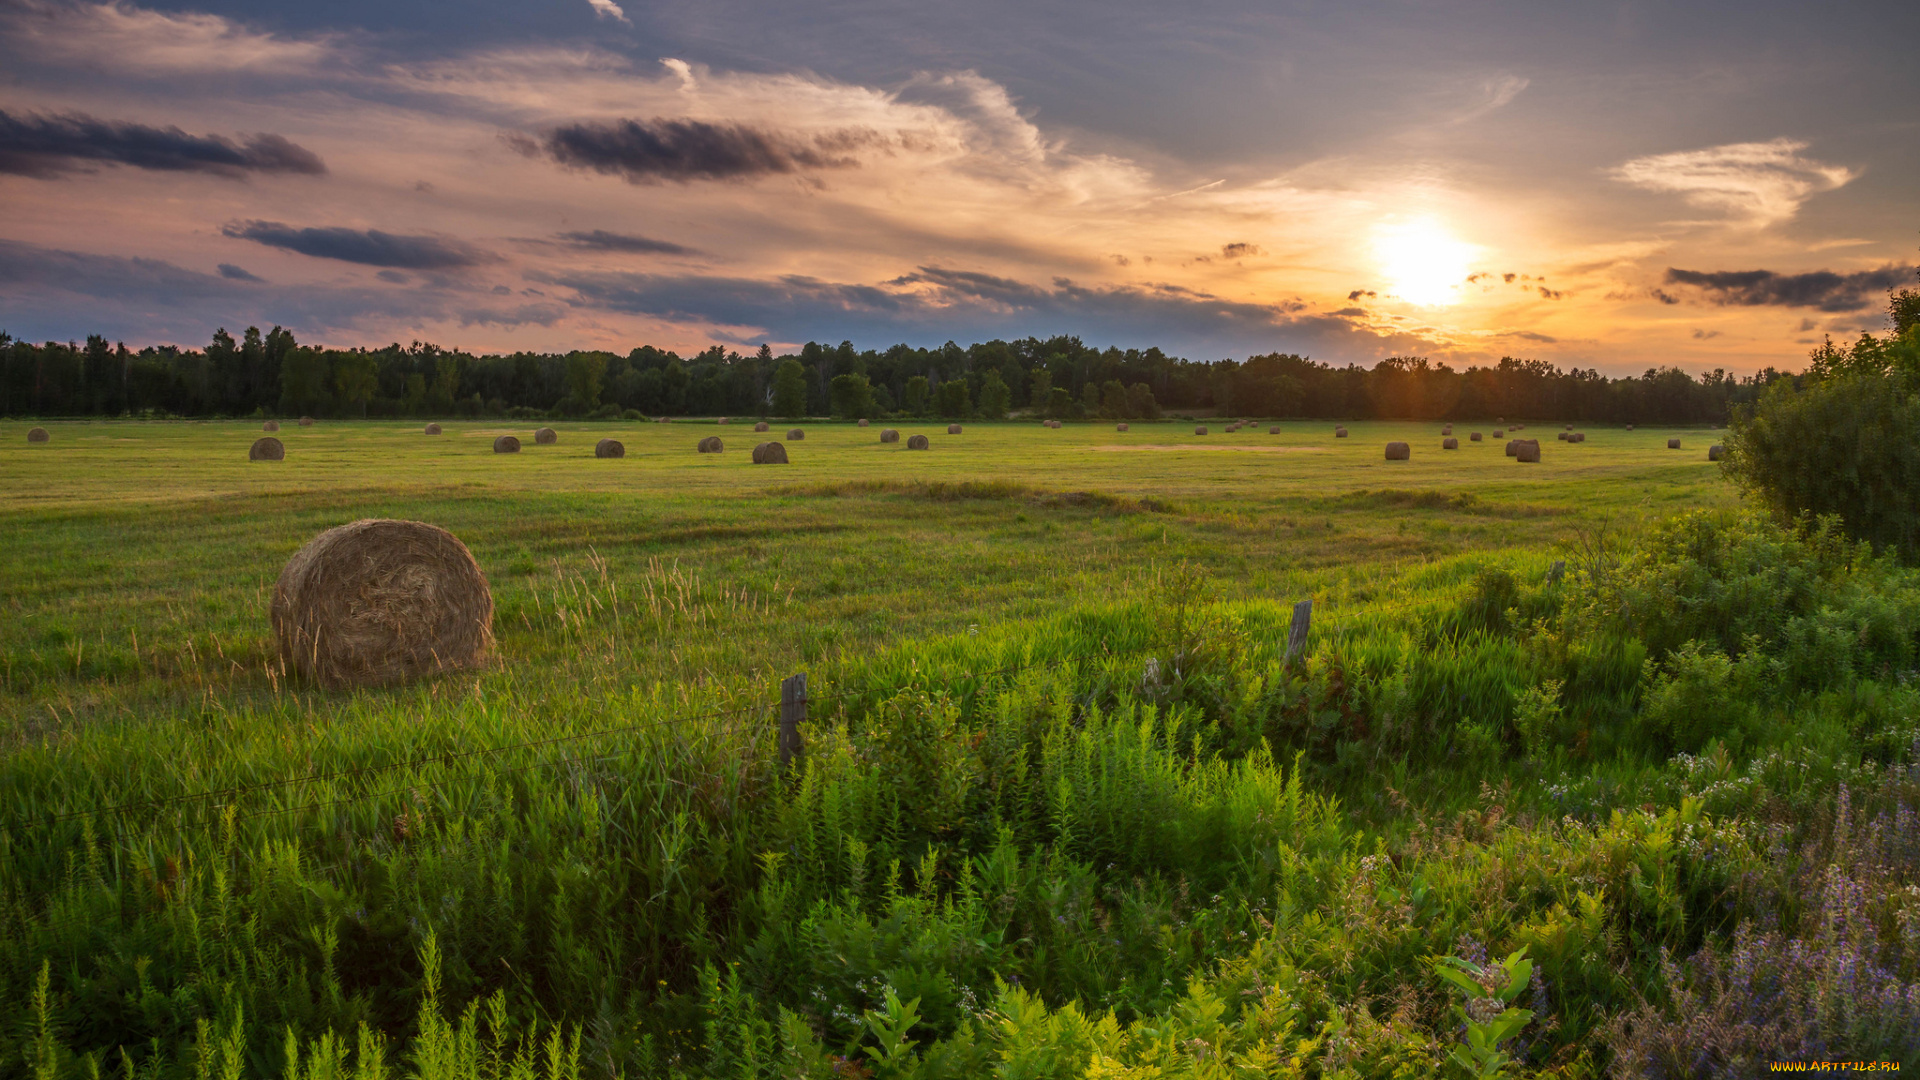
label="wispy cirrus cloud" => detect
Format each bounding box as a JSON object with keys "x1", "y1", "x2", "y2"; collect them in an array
[
  {"x1": 1611, "y1": 138, "x2": 1857, "y2": 228},
  {"x1": 1662, "y1": 264, "x2": 1913, "y2": 312},
  {"x1": 554, "y1": 230, "x2": 696, "y2": 255},
  {"x1": 0, "y1": 108, "x2": 325, "y2": 179},
  {"x1": 222, "y1": 221, "x2": 498, "y2": 269},
  {"x1": 0, "y1": 0, "x2": 335, "y2": 75},
  {"x1": 519, "y1": 116, "x2": 884, "y2": 183}
]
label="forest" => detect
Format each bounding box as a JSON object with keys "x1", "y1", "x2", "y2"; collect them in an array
[{"x1": 0, "y1": 327, "x2": 1792, "y2": 424}]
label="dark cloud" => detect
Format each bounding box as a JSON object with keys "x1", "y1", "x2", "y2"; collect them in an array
[
  {"x1": 376, "y1": 270, "x2": 410, "y2": 283},
  {"x1": 1347, "y1": 289, "x2": 1376, "y2": 301},
  {"x1": 0, "y1": 109, "x2": 325, "y2": 179},
  {"x1": 1331, "y1": 307, "x2": 1369, "y2": 317},
  {"x1": 1538, "y1": 286, "x2": 1563, "y2": 300},
  {"x1": 1221, "y1": 242, "x2": 1262, "y2": 258},
  {"x1": 1692, "y1": 329, "x2": 1721, "y2": 339},
  {"x1": 1651, "y1": 289, "x2": 1681, "y2": 305},
  {"x1": 1663, "y1": 265, "x2": 1914, "y2": 313},
  {"x1": 216, "y1": 263, "x2": 264, "y2": 283},
  {"x1": 1505, "y1": 330, "x2": 1559, "y2": 343},
  {"x1": 222, "y1": 220, "x2": 497, "y2": 269},
  {"x1": 519, "y1": 117, "x2": 877, "y2": 183},
  {"x1": 555, "y1": 229, "x2": 695, "y2": 255}
]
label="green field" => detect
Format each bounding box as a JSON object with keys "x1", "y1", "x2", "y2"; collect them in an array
[{"x1": 4, "y1": 417, "x2": 1913, "y2": 1078}]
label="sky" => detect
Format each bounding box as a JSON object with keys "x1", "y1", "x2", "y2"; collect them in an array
[{"x1": 1, "y1": 0, "x2": 1915, "y2": 374}]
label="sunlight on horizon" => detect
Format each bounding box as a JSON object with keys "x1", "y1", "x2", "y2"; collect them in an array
[{"x1": 1373, "y1": 218, "x2": 1478, "y2": 307}]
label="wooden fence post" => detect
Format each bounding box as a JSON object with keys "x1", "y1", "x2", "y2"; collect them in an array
[
  {"x1": 1285, "y1": 598, "x2": 1312, "y2": 663},
  {"x1": 779, "y1": 672, "x2": 807, "y2": 768}
]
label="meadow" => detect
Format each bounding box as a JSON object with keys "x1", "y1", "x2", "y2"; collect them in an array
[{"x1": 3, "y1": 416, "x2": 1915, "y2": 1078}]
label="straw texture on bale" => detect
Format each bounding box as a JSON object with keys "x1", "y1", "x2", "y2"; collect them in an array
[
  {"x1": 696, "y1": 436, "x2": 722, "y2": 454},
  {"x1": 787, "y1": 428, "x2": 805, "y2": 440},
  {"x1": 249, "y1": 436, "x2": 284, "y2": 461},
  {"x1": 272, "y1": 519, "x2": 492, "y2": 690},
  {"x1": 423, "y1": 423, "x2": 441, "y2": 435},
  {"x1": 1516, "y1": 440, "x2": 1541, "y2": 463},
  {"x1": 534, "y1": 427, "x2": 557, "y2": 445},
  {"x1": 299, "y1": 416, "x2": 314, "y2": 427},
  {"x1": 493, "y1": 435, "x2": 520, "y2": 453},
  {"x1": 1668, "y1": 438, "x2": 1681, "y2": 449},
  {"x1": 595, "y1": 438, "x2": 625, "y2": 458},
  {"x1": 1709, "y1": 444, "x2": 1724, "y2": 461},
  {"x1": 1335, "y1": 426, "x2": 1348, "y2": 437},
  {"x1": 1443, "y1": 437, "x2": 1459, "y2": 450},
  {"x1": 1116, "y1": 423, "x2": 1130, "y2": 432},
  {"x1": 947, "y1": 424, "x2": 962, "y2": 434},
  {"x1": 263, "y1": 420, "x2": 280, "y2": 432},
  {"x1": 1384, "y1": 441, "x2": 1410, "y2": 460},
  {"x1": 27, "y1": 427, "x2": 49, "y2": 443},
  {"x1": 1195, "y1": 425, "x2": 1209, "y2": 435},
  {"x1": 1470, "y1": 432, "x2": 1483, "y2": 441},
  {"x1": 754, "y1": 421, "x2": 770, "y2": 432},
  {"x1": 752, "y1": 441, "x2": 788, "y2": 464},
  {"x1": 907, "y1": 434, "x2": 930, "y2": 449},
  {"x1": 880, "y1": 428, "x2": 900, "y2": 443}
]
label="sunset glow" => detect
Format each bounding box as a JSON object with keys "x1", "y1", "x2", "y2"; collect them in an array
[{"x1": 1374, "y1": 219, "x2": 1478, "y2": 307}]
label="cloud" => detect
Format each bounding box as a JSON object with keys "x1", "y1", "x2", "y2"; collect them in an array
[
  {"x1": 1347, "y1": 289, "x2": 1376, "y2": 301},
  {"x1": 1504, "y1": 330, "x2": 1558, "y2": 344},
  {"x1": 216, "y1": 263, "x2": 263, "y2": 282},
  {"x1": 0, "y1": 109, "x2": 325, "y2": 179},
  {"x1": 0, "y1": 0, "x2": 334, "y2": 75},
  {"x1": 521, "y1": 117, "x2": 880, "y2": 183},
  {"x1": 1662, "y1": 264, "x2": 1913, "y2": 312},
  {"x1": 222, "y1": 221, "x2": 497, "y2": 269},
  {"x1": 1612, "y1": 138, "x2": 1858, "y2": 227},
  {"x1": 585, "y1": 0, "x2": 629, "y2": 22},
  {"x1": 1452, "y1": 75, "x2": 1530, "y2": 124},
  {"x1": 1692, "y1": 329, "x2": 1720, "y2": 340},
  {"x1": 1221, "y1": 242, "x2": 1262, "y2": 259},
  {"x1": 555, "y1": 229, "x2": 695, "y2": 255}
]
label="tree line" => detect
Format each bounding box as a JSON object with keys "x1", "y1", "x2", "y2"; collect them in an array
[{"x1": 0, "y1": 326, "x2": 1792, "y2": 423}]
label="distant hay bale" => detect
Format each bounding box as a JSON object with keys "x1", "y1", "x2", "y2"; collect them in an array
[
  {"x1": 908, "y1": 434, "x2": 930, "y2": 449},
  {"x1": 263, "y1": 420, "x2": 280, "y2": 432},
  {"x1": 1385, "y1": 441, "x2": 1410, "y2": 460},
  {"x1": 1335, "y1": 426, "x2": 1348, "y2": 437},
  {"x1": 717, "y1": 417, "x2": 730, "y2": 425},
  {"x1": 787, "y1": 428, "x2": 805, "y2": 440},
  {"x1": 534, "y1": 427, "x2": 557, "y2": 445},
  {"x1": 1572, "y1": 432, "x2": 1585, "y2": 443},
  {"x1": 1470, "y1": 432, "x2": 1483, "y2": 441},
  {"x1": 1117, "y1": 423, "x2": 1130, "y2": 432},
  {"x1": 1626, "y1": 424, "x2": 1635, "y2": 430},
  {"x1": 754, "y1": 421, "x2": 771, "y2": 432},
  {"x1": 595, "y1": 438, "x2": 625, "y2": 458},
  {"x1": 947, "y1": 424, "x2": 962, "y2": 434},
  {"x1": 493, "y1": 435, "x2": 520, "y2": 453},
  {"x1": 1505, "y1": 440, "x2": 1519, "y2": 457},
  {"x1": 298, "y1": 416, "x2": 314, "y2": 427},
  {"x1": 880, "y1": 428, "x2": 900, "y2": 443},
  {"x1": 424, "y1": 423, "x2": 441, "y2": 435},
  {"x1": 249, "y1": 436, "x2": 284, "y2": 461},
  {"x1": 858, "y1": 418, "x2": 869, "y2": 427},
  {"x1": 1517, "y1": 440, "x2": 1541, "y2": 463},
  {"x1": 1269, "y1": 425, "x2": 1280, "y2": 434},
  {"x1": 1443, "y1": 437, "x2": 1459, "y2": 450},
  {"x1": 272, "y1": 518, "x2": 492, "y2": 690},
  {"x1": 26, "y1": 427, "x2": 49, "y2": 443},
  {"x1": 1557, "y1": 432, "x2": 1569, "y2": 441},
  {"x1": 1442, "y1": 424, "x2": 1453, "y2": 435},
  {"x1": 1709, "y1": 444, "x2": 1724, "y2": 461},
  {"x1": 1565, "y1": 424, "x2": 1573, "y2": 431},
  {"x1": 752, "y1": 441, "x2": 788, "y2": 464},
  {"x1": 1195, "y1": 425, "x2": 1209, "y2": 435},
  {"x1": 1492, "y1": 429, "x2": 1503, "y2": 438},
  {"x1": 1668, "y1": 438, "x2": 1681, "y2": 449},
  {"x1": 696, "y1": 436, "x2": 722, "y2": 454}
]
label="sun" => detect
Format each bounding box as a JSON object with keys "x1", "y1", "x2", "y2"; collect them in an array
[{"x1": 1372, "y1": 218, "x2": 1478, "y2": 307}]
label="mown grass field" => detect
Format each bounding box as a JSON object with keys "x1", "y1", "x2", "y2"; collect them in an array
[{"x1": 13, "y1": 416, "x2": 1911, "y2": 1079}]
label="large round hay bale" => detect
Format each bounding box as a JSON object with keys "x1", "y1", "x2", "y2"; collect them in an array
[
  {"x1": 595, "y1": 438, "x2": 625, "y2": 458},
  {"x1": 908, "y1": 434, "x2": 930, "y2": 449},
  {"x1": 754, "y1": 421, "x2": 770, "y2": 432},
  {"x1": 1470, "y1": 432, "x2": 1483, "y2": 442},
  {"x1": 263, "y1": 420, "x2": 280, "y2": 432},
  {"x1": 1516, "y1": 440, "x2": 1541, "y2": 463},
  {"x1": 1505, "y1": 440, "x2": 1519, "y2": 457},
  {"x1": 1443, "y1": 437, "x2": 1459, "y2": 450},
  {"x1": 787, "y1": 428, "x2": 805, "y2": 440},
  {"x1": 947, "y1": 424, "x2": 962, "y2": 435},
  {"x1": 493, "y1": 435, "x2": 520, "y2": 453},
  {"x1": 1442, "y1": 424, "x2": 1453, "y2": 436},
  {"x1": 424, "y1": 423, "x2": 441, "y2": 435},
  {"x1": 1668, "y1": 438, "x2": 1681, "y2": 449},
  {"x1": 1195, "y1": 425, "x2": 1209, "y2": 435},
  {"x1": 1335, "y1": 426, "x2": 1348, "y2": 438},
  {"x1": 534, "y1": 427, "x2": 557, "y2": 445},
  {"x1": 272, "y1": 519, "x2": 492, "y2": 689},
  {"x1": 858, "y1": 418, "x2": 869, "y2": 427},
  {"x1": 249, "y1": 436, "x2": 285, "y2": 461},
  {"x1": 880, "y1": 428, "x2": 900, "y2": 443},
  {"x1": 752, "y1": 441, "x2": 788, "y2": 464},
  {"x1": 696, "y1": 436, "x2": 722, "y2": 454},
  {"x1": 26, "y1": 426, "x2": 49, "y2": 443},
  {"x1": 1492, "y1": 429, "x2": 1504, "y2": 438},
  {"x1": 298, "y1": 416, "x2": 314, "y2": 427},
  {"x1": 1385, "y1": 441, "x2": 1410, "y2": 460},
  {"x1": 1117, "y1": 423, "x2": 1130, "y2": 432},
  {"x1": 1708, "y1": 444, "x2": 1724, "y2": 461}
]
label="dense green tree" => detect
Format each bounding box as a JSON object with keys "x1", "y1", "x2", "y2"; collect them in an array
[
  {"x1": 1099, "y1": 380, "x2": 1129, "y2": 419},
  {"x1": 333, "y1": 352, "x2": 379, "y2": 417},
  {"x1": 829, "y1": 373, "x2": 875, "y2": 419},
  {"x1": 977, "y1": 369, "x2": 1012, "y2": 419},
  {"x1": 936, "y1": 377, "x2": 972, "y2": 418},
  {"x1": 903, "y1": 375, "x2": 930, "y2": 416},
  {"x1": 772, "y1": 359, "x2": 808, "y2": 418}
]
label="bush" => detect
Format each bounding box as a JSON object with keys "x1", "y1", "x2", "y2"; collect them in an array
[
  {"x1": 1723, "y1": 370, "x2": 1920, "y2": 561},
  {"x1": 621, "y1": 408, "x2": 644, "y2": 420}
]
